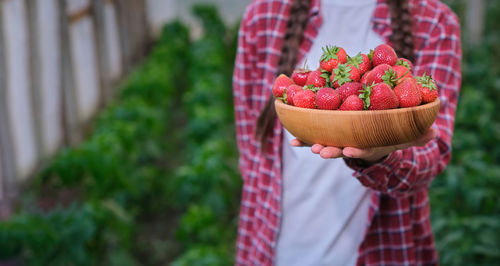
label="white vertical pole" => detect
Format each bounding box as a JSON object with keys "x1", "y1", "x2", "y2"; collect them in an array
[
  {"x1": 466, "y1": 0, "x2": 485, "y2": 45},
  {"x1": 59, "y1": 0, "x2": 82, "y2": 146},
  {"x1": 0, "y1": 2, "x2": 17, "y2": 218}
]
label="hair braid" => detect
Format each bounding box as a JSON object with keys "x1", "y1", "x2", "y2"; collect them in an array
[
  {"x1": 387, "y1": 0, "x2": 415, "y2": 62},
  {"x1": 256, "y1": 0, "x2": 311, "y2": 150}
]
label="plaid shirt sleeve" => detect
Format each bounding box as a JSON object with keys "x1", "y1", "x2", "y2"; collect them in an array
[
  {"x1": 345, "y1": 9, "x2": 462, "y2": 198},
  {"x1": 233, "y1": 4, "x2": 257, "y2": 183}
]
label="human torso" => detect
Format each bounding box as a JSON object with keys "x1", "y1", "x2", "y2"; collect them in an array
[{"x1": 276, "y1": 0, "x2": 383, "y2": 265}]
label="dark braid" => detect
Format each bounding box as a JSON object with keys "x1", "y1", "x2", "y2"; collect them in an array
[
  {"x1": 387, "y1": 0, "x2": 415, "y2": 62},
  {"x1": 255, "y1": 0, "x2": 312, "y2": 150}
]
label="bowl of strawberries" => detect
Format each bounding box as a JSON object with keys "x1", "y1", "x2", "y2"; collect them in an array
[{"x1": 273, "y1": 44, "x2": 440, "y2": 148}]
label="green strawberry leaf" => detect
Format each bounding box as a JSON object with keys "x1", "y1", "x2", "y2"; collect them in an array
[
  {"x1": 320, "y1": 73, "x2": 330, "y2": 79},
  {"x1": 282, "y1": 92, "x2": 288, "y2": 103},
  {"x1": 381, "y1": 68, "x2": 397, "y2": 88},
  {"x1": 396, "y1": 58, "x2": 412, "y2": 70},
  {"x1": 320, "y1": 45, "x2": 340, "y2": 62},
  {"x1": 368, "y1": 49, "x2": 374, "y2": 61},
  {"x1": 304, "y1": 84, "x2": 321, "y2": 92},
  {"x1": 304, "y1": 84, "x2": 315, "y2": 91},
  {"x1": 332, "y1": 64, "x2": 354, "y2": 87},
  {"x1": 416, "y1": 72, "x2": 438, "y2": 91},
  {"x1": 277, "y1": 95, "x2": 286, "y2": 103},
  {"x1": 299, "y1": 59, "x2": 310, "y2": 71},
  {"x1": 347, "y1": 53, "x2": 363, "y2": 69},
  {"x1": 359, "y1": 84, "x2": 373, "y2": 110}
]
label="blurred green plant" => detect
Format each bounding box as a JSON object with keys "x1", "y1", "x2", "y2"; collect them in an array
[
  {"x1": 0, "y1": 204, "x2": 96, "y2": 266},
  {"x1": 0, "y1": 5, "x2": 241, "y2": 266},
  {"x1": 1, "y1": 20, "x2": 191, "y2": 265},
  {"x1": 431, "y1": 1, "x2": 500, "y2": 265},
  {"x1": 170, "y1": 5, "x2": 241, "y2": 265}
]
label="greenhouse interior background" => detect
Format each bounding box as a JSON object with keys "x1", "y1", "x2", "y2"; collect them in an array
[{"x1": 0, "y1": 0, "x2": 498, "y2": 265}]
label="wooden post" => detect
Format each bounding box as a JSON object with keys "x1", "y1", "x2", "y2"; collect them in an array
[
  {"x1": 114, "y1": 0, "x2": 131, "y2": 74},
  {"x1": 91, "y1": 0, "x2": 111, "y2": 106},
  {"x1": 466, "y1": 0, "x2": 485, "y2": 46},
  {"x1": 59, "y1": 0, "x2": 82, "y2": 146},
  {"x1": 128, "y1": 0, "x2": 149, "y2": 63},
  {"x1": 0, "y1": 2, "x2": 17, "y2": 218},
  {"x1": 26, "y1": 0, "x2": 45, "y2": 161}
]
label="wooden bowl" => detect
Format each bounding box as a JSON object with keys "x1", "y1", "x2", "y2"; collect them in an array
[{"x1": 275, "y1": 98, "x2": 440, "y2": 148}]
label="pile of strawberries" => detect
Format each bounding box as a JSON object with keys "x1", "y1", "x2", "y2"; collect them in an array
[{"x1": 272, "y1": 44, "x2": 438, "y2": 110}]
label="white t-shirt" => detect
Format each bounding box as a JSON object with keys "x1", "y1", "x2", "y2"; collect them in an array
[{"x1": 275, "y1": 0, "x2": 385, "y2": 265}]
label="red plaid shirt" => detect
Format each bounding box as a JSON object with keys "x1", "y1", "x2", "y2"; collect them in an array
[{"x1": 232, "y1": 0, "x2": 462, "y2": 265}]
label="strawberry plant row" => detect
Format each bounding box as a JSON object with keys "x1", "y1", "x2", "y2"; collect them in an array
[{"x1": 0, "y1": 21, "x2": 192, "y2": 265}]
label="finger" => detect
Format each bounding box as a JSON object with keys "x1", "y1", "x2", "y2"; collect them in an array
[
  {"x1": 342, "y1": 147, "x2": 376, "y2": 159},
  {"x1": 311, "y1": 144, "x2": 324, "y2": 154},
  {"x1": 290, "y1": 139, "x2": 308, "y2": 147},
  {"x1": 319, "y1": 147, "x2": 343, "y2": 159}
]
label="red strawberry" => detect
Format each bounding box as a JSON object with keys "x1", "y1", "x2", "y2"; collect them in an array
[
  {"x1": 347, "y1": 53, "x2": 372, "y2": 75},
  {"x1": 305, "y1": 69, "x2": 327, "y2": 87},
  {"x1": 416, "y1": 73, "x2": 438, "y2": 103},
  {"x1": 336, "y1": 82, "x2": 363, "y2": 101},
  {"x1": 340, "y1": 95, "x2": 364, "y2": 111},
  {"x1": 394, "y1": 78, "x2": 422, "y2": 107},
  {"x1": 319, "y1": 45, "x2": 347, "y2": 72},
  {"x1": 372, "y1": 44, "x2": 398, "y2": 66},
  {"x1": 396, "y1": 58, "x2": 414, "y2": 73},
  {"x1": 292, "y1": 69, "x2": 311, "y2": 86},
  {"x1": 293, "y1": 89, "x2": 316, "y2": 109},
  {"x1": 366, "y1": 64, "x2": 391, "y2": 85},
  {"x1": 360, "y1": 71, "x2": 371, "y2": 86},
  {"x1": 360, "y1": 83, "x2": 399, "y2": 110},
  {"x1": 330, "y1": 64, "x2": 361, "y2": 88},
  {"x1": 392, "y1": 65, "x2": 412, "y2": 84},
  {"x1": 285, "y1": 84, "x2": 303, "y2": 106},
  {"x1": 316, "y1": 87, "x2": 341, "y2": 110},
  {"x1": 272, "y1": 74, "x2": 294, "y2": 97}
]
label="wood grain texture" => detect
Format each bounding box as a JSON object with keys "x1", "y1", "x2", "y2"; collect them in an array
[{"x1": 275, "y1": 98, "x2": 440, "y2": 148}]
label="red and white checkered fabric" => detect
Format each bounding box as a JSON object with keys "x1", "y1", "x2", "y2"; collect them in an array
[{"x1": 232, "y1": 0, "x2": 462, "y2": 265}]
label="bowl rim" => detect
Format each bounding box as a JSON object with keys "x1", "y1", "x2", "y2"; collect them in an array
[{"x1": 275, "y1": 97, "x2": 440, "y2": 114}]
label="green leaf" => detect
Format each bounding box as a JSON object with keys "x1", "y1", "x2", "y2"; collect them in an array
[
  {"x1": 368, "y1": 49, "x2": 374, "y2": 61},
  {"x1": 347, "y1": 53, "x2": 363, "y2": 68},
  {"x1": 359, "y1": 84, "x2": 373, "y2": 110},
  {"x1": 381, "y1": 68, "x2": 397, "y2": 88},
  {"x1": 396, "y1": 58, "x2": 412, "y2": 70},
  {"x1": 416, "y1": 72, "x2": 438, "y2": 91},
  {"x1": 320, "y1": 45, "x2": 340, "y2": 62},
  {"x1": 331, "y1": 63, "x2": 354, "y2": 87}
]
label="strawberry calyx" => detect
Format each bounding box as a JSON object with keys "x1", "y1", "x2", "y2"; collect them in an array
[
  {"x1": 368, "y1": 49, "x2": 374, "y2": 61},
  {"x1": 277, "y1": 94, "x2": 287, "y2": 103},
  {"x1": 297, "y1": 59, "x2": 311, "y2": 72},
  {"x1": 320, "y1": 69, "x2": 331, "y2": 87},
  {"x1": 359, "y1": 84, "x2": 374, "y2": 110},
  {"x1": 304, "y1": 84, "x2": 321, "y2": 92},
  {"x1": 332, "y1": 64, "x2": 354, "y2": 87},
  {"x1": 347, "y1": 53, "x2": 363, "y2": 69},
  {"x1": 381, "y1": 68, "x2": 398, "y2": 88},
  {"x1": 320, "y1": 45, "x2": 341, "y2": 62},
  {"x1": 416, "y1": 72, "x2": 437, "y2": 91},
  {"x1": 319, "y1": 69, "x2": 330, "y2": 79},
  {"x1": 396, "y1": 58, "x2": 412, "y2": 70}
]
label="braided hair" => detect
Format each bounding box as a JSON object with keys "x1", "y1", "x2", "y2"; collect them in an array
[
  {"x1": 255, "y1": 0, "x2": 415, "y2": 150},
  {"x1": 255, "y1": 0, "x2": 312, "y2": 149},
  {"x1": 387, "y1": 0, "x2": 415, "y2": 61}
]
